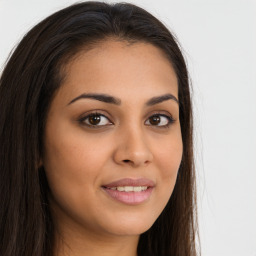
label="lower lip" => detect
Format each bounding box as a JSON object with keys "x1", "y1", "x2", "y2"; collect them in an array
[{"x1": 102, "y1": 187, "x2": 154, "y2": 205}]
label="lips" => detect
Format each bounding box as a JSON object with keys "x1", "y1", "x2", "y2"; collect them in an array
[{"x1": 102, "y1": 178, "x2": 155, "y2": 205}]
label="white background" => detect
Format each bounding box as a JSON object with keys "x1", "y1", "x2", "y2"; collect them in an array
[{"x1": 0, "y1": 0, "x2": 255, "y2": 255}]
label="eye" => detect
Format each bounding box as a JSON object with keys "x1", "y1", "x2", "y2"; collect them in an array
[
  {"x1": 79, "y1": 112, "x2": 112, "y2": 127},
  {"x1": 145, "y1": 114, "x2": 175, "y2": 128}
]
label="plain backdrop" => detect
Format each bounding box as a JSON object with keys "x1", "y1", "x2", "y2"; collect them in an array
[{"x1": 0, "y1": 0, "x2": 255, "y2": 255}]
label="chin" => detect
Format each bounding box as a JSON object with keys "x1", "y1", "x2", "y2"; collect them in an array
[
  {"x1": 98, "y1": 212, "x2": 157, "y2": 237},
  {"x1": 106, "y1": 224, "x2": 152, "y2": 237}
]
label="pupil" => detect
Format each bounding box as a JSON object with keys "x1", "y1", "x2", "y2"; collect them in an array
[
  {"x1": 89, "y1": 114, "x2": 101, "y2": 125},
  {"x1": 150, "y1": 116, "x2": 160, "y2": 125}
]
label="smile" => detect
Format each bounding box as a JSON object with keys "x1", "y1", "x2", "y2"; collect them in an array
[
  {"x1": 108, "y1": 186, "x2": 148, "y2": 192},
  {"x1": 102, "y1": 178, "x2": 155, "y2": 205}
]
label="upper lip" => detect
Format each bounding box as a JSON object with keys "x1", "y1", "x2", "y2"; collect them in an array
[{"x1": 102, "y1": 178, "x2": 155, "y2": 188}]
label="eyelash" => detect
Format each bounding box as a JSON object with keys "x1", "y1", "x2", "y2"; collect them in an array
[{"x1": 78, "y1": 111, "x2": 175, "y2": 129}]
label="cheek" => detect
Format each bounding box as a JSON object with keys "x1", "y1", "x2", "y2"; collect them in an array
[
  {"x1": 42, "y1": 124, "x2": 116, "y2": 212},
  {"x1": 42, "y1": 127, "x2": 110, "y2": 222},
  {"x1": 160, "y1": 142, "x2": 182, "y2": 177},
  {"x1": 43, "y1": 123, "x2": 109, "y2": 176},
  {"x1": 154, "y1": 132, "x2": 183, "y2": 194}
]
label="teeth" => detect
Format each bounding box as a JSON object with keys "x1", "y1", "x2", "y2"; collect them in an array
[
  {"x1": 109, "y1": 186, "x2": 148, "y2": 192},
  {"x1": 117, "y1": 186, "x2": 126, "y2": 191}
]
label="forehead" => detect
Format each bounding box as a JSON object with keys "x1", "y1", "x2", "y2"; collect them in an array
[{"x1": 57, "y1": 39, "x2": 178, "y2": 105}]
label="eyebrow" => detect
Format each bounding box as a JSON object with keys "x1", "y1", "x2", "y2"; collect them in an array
[{"x1": 67, "y1": 93, "x2": 179, "y2": 106}]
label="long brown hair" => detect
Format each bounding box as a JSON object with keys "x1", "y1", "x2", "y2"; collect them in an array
[{"x1": 0, "y1": 2, "x2": 199, "y2": 255}]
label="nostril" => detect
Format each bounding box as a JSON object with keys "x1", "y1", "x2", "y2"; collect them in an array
[{"x1": 123, "y1": 160, "x2": 130, "y2": 163}]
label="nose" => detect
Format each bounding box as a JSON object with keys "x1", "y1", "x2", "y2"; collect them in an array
[{"x1": 113, "y1": 126, "x2": 153, "y2": 168}]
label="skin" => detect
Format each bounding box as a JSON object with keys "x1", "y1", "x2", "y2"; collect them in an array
[{"x1": 41, "y1": 40, "x2": 183, "y2": 256}]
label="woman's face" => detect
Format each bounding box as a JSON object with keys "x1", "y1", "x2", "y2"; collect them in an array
[{"x1": 42, "y1": 40, "x2": 183, "y2": 238}]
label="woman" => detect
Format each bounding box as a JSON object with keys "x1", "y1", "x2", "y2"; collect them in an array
[{"x1": 0, "y1": 2, "x2": 199, "y2": 256}]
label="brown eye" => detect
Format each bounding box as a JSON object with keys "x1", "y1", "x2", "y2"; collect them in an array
[
  {"x1": 145, "y1": 114, "x2": 174, "y2": 127},
  {"x1": 88, "y1": 114, "x2": 101, "y2": 125},
  {"x1": 149, "y1": 115, "x2": 161, "y2": 125},
  {"x1": 80, "y1": 113, "x2": 112, "y2": 127}
]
